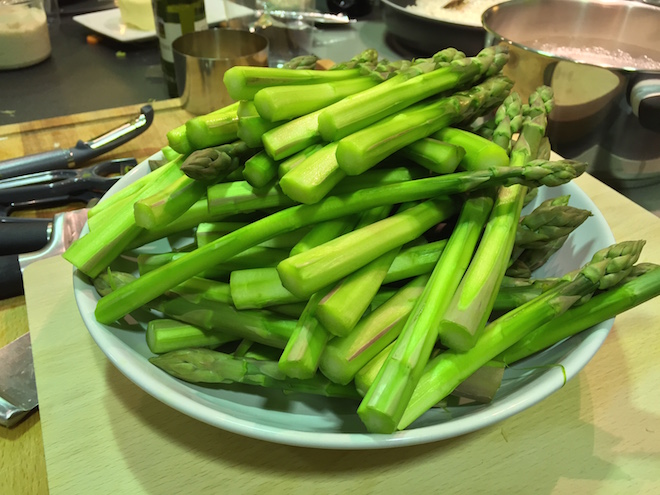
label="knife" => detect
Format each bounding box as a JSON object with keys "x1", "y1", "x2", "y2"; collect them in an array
[
  {"x1": 0, "y1": 105, "x2": 153, "y2": 180},
  {"x1": 0, "y1": 206, "x2": 90, "y2": 426},
  {"x1": 0, "y1": 333, "x2": 37, "y2": 427},
  {"x1": 0, "y1": 207, "x2": 89, "y2": 299}
]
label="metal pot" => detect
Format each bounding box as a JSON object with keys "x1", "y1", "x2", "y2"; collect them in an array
[
  {"x1": 482, "y1": 0, "x2": 660, "y2": 189},
  {"x1": 380, "y1": 0, "x2": 487, "y2": 57}
]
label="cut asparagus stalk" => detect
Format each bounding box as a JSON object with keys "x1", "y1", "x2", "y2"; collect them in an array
[
  {"x1": 87, "y1": 155, "x2": 182, "y2": 222},
  {"x1": 319, "y1": 275, "x2": 429, "y2": 386},
  {"x1": 152, "y1": 297, "x2": 296, "y2": 350},
  {"x1": 277, "y1": 198, "x2": 456, "y2": 298},
  {"x1": 277, "y1": 143, "x2": 325, "y2": 177},
  {"x1": 230, "y1": 267, "x2": 306, "y2": 309},
  {"x1": 278, "y1": 142, "x2": 346, "y2": 204},
  {"x1": 146, "y1": 319, "x2": 237, "y2": 354},
  {"x1": 278, "y1": 289, "x2": 331, "y2": 379},
  {"x1": 397, "y1": 138, "x2": 465, "y2": 175},
  {"x1": 354, "y1": 342, "x2": 393, "y2": 397},
  {"x1": 185, "y1": 102, "x2": 240, "y2": 150},
  {"x1": 432, "y1": 127, "x2": 509, "y2": 171},
  {"x1": 261, "y1": 109, "x2": 324, "y2": 161},
  {"x1": 196, "y1": 222, "x2": 308, "y2": 250},
  {"x1": 314, "y1": 206, "x2": 395, "y2": 336},
  {"x1": 289, "y1": 215, "x2": 359, "y2": 256},
  {"x1": 237, "y1": 100, "x2": 282, "y2": 148},
  {"x1": 357, "y1": 192, "x2": 494, "y2": 434},
  {"x1": 207, "y1": 179, "x2": 295, "y2": 217},
  {"x1": 224, "y1": 66, "x2": 364, "y2": 101},
  {"x1": 166, "y1": 123, "x2": 192, "y2": 155},
  {"x1": 168, "y1": 277, "x2": 233, "y2": 305},
  {"x1": 382, "y1": 239, "x2": 447, "y2": 284},
  {"x1": 254, "y1": 76, "x2": 379, "y2": 122},
  {"x1": 243, "y1": 150, "x2": 280, "y2": 188}
]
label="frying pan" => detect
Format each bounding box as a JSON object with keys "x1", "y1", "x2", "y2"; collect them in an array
[{"x1": 380, "y1": 0, "x2": 487, "y2": 57}]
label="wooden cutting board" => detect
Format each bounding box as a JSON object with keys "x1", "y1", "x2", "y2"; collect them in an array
[{"x1": 22, "y1": 172, "x2": 660, "y2": 494}]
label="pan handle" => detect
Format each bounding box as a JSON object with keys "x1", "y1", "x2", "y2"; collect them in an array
[{"x1": 630, "y1": 78, "x2": 660, "y2": 133}]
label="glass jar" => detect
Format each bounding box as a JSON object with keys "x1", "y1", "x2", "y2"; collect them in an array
[{"x1": 0, "y1": 0, "x2": 52, "y2": 70}]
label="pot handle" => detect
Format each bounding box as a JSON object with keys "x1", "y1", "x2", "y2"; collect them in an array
[{"x1": 630, "y1": 79, "x2": 660, "y2": 133}]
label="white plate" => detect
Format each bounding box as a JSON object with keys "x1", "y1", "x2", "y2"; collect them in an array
[
  {"x1": 72, "y1": 2, "x2": 233, "y2": 43},
  {"x1": 73, "y1": 153, "x2": 616, "y2": 449}
]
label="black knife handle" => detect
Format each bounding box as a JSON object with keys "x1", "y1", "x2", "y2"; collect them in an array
[
  {"x1": 0, "y1": 255, "x2": 23, "y2": 299},
  {"x1": 0, "y1": 221, "x2": 50, "y2": 255}
]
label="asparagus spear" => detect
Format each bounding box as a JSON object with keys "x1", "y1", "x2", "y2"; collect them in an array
[
  {"x1": 318, "y1": 46, "x2": 508, "y2": 142},
  {"x1": 492, "y1": 92, "x2": 524, "y2": 152},
  {"x1": 356, "y1": 192, "x2": 494, "y2": 434},
  {"x1": 277, "y1": 198, "x2": 457, "y2": 298},
  {"x1": 92, "y1": 158, "x2": 586, "y2": 324},
  {"x1": 398, "y1": 240, "x2": 646, "y2": 430},
  {"x1": 515, "y1": 200, "x2": 592, "y2": 249},
  {"x1": 278, "y1": 142, "x2": 346, "y2": 204},
  {"x1": 335, "y1": 75, "x2": 514, "y2": 176},
  {"x1": 497, "y1": 263, "x2": 660, "y2": 364},
  {"x1": 314, "y1": 205, "x2": 394, "y2": 336},
  {"x1": 253, "y1": 76, "x2": 379, "y2": 122},
  {"x1": 437, "y1": 86, "x2": 554, "y2": 352},
  {"x1": 150, "y1": 348, "x2": 360, "y2": 399}
]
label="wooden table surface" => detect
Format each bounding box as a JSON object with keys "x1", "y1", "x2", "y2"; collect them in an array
[{"x1": 1, "y1": 102, "x2": 659, "y2": 495}]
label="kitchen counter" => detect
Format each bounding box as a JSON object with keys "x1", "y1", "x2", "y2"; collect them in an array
[
  {"x1": 0, "y1": 3, "x2": 399, "y2": 127},
  {"x1": 1, "y1": 101, "x2": 660, "y2": 495}
]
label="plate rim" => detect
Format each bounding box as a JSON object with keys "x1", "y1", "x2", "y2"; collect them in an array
[{"x1": 74, "y1": 153, "x2": 616, "y2": 449}]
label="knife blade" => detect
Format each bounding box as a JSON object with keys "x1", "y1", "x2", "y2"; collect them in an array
[{"x1": 0, "y1": 333, "x2": 37, "y2": 427}]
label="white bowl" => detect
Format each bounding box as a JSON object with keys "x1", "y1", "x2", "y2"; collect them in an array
[{"x1": 73, "y1": 153, "x2": 615, "y2": 449}]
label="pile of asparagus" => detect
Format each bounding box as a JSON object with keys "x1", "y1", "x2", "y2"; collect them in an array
[{"x1": 63, "y1": 46, "x2": 660, "y2": 434}]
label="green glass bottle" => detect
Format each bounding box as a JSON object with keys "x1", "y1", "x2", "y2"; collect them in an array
[{"x1": 152, "y1": 0, "x2": 208, "y2": 97}]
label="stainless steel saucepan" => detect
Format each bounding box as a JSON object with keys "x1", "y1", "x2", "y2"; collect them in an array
[{"x1": 482, "y1": 0, "x2": 660, "y2": 189}]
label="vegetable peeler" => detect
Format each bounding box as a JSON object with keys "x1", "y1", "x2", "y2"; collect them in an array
[{"x1": 0, "y1": 105, "x2": 153, "y2": 179}]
